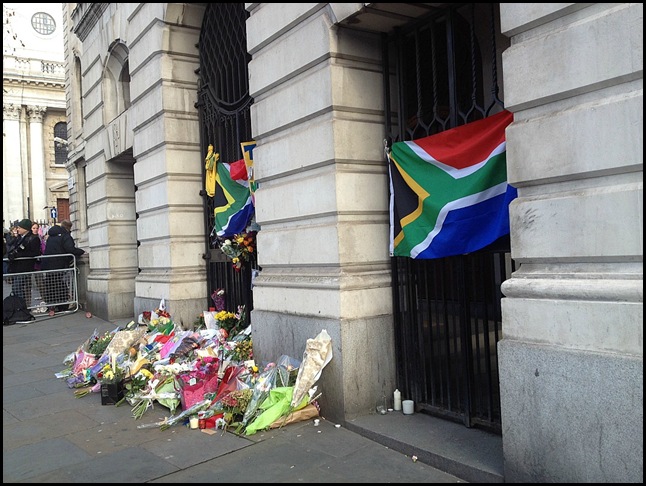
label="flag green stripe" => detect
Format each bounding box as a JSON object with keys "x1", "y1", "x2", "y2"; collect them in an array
[{"x1": 391, "y1": 145, "x2": 508, "y2": 256}]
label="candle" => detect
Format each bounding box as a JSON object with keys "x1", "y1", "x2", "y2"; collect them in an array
[
  {"x1": 189, "y1": 416, "x2": 199, "y2": 429},
  {"x1": 402, "y1": 399, "x2": 414, "y2": 415},
  {"x1": 393, "y1": 389, "x2": 402, "y2": 411}
]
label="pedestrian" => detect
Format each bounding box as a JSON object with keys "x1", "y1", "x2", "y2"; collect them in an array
[
  {"x1": 2, "y1": 221, "x2": 10, "y2": 275},
  {"x1": 30, "y1": 222, "x2": 48, "y2": 304},
  {"x1": 4, "y1": 224, "x2": 18, "y2": 276},
  {"x1": 41, "y1": 219, "x2": 85, "y2": 312},
  {"x1": 6, "y1": 218, "x2": 42, "y2": 304}
]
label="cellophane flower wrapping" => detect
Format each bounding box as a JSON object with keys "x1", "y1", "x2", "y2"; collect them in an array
[
  {"x1": 159, "y1": 330, "x2": 192, "y2": 359},
  {"x1": 72, "y1": 350, "x2": 99, "y2": 376},
  {"x1": 244, "y1": 386, "x2": 309, "y2": 436},
  {"x1": 241, "y1": 360, "x2": 286, "y2": 427},
  {"x1": 290, "y1": 329, "x2": 332, "y2": 409},
  {"x1": 177, "y1": 356, "x2": 220, "y2": 410}
]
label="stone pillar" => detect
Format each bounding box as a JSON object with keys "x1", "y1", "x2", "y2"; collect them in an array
[
  {"x1": 498, "y1": 3, "x2": 643, "y2": 483},
  {"x1": 128, "y1": 3, "x2": 208, "y2": 325},
  {"x1": 3, "y1": 104, "x2": 25, "y2": 223},
  {"x1": 245, "y1": 5, "x2": 395, "y2": 423},
  {"x1": 26, "y1": 105, "x2": 48, "y2": 222}
]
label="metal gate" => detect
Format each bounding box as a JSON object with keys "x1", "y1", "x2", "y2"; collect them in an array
[
  {"x1": 195, "y1": 3, "x2": 257, "y2": 319},
  {"x1": 384, "y1": 3, "x2": 511, "y2": 432}
]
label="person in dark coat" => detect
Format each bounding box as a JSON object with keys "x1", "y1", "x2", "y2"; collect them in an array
[
  {"x1": 6, "y1": 218, "x2": 42, "y2": 303},
  {"x1": 41, "y1": 220, "x2": 86, "y2": 312}
]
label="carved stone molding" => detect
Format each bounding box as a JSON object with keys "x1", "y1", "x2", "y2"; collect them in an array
[
  {"x1": 72, "y1": 3, "x2": 109, "y2": 42},
  {"x1": 26, "y1": 105, "x2": 47, "y2": 122},
  {"x1": 3, "y1": 104, "x2": 21, "y2": 120}
]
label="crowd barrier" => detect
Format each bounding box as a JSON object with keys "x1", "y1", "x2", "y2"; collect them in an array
[{"x1": 3, "y1": 253, "x2": 79, "y2": 319}]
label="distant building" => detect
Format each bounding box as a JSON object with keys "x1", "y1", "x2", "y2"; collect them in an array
[{"x1": 3, "y1": 3, "x2": 69, "y2": 225}]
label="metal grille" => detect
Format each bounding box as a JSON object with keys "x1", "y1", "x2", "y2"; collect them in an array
[
  {"x1": 196, "y1": 3, "x2": 257, "y2": 318},
  {"x1": 384, "y1": 3, "x2": 510, "y2": 432}
]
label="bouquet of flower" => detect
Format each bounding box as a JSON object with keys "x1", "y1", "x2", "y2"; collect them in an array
[
  {"x1": 87, "y1": 331, "x2": 114, "y2": 356},
  {"x1": 227, "y1": 336, "x2": 253, "y2": 362},
  {"x1": 147, "y1": 315, "x2": 174, "y2": 335},
  {"x1": 214, "y1": 388, "x2": 252, "y2": 432},
  {"x1": 177, "y1": 356, "x2": 220, "y2": 410},
  {"x1": 211, "y1": 288, "x2": 226, "y2": 311},
  {"x1": 214, "y1": 310, "x2": 238, "y2": 336},
  {"x1": 218, "y1": 232, "x2": 256, "y2": 271},
  {"x1": 129, "y1": 373, "x2": 180, "y2": 419},
  {"x1": 96, "y1": 360, "x2": 127, "y2": 385}
]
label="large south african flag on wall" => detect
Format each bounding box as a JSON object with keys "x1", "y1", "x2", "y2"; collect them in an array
[{"x1": 388, "y1": 110, "x2": 516, "y2": 259}]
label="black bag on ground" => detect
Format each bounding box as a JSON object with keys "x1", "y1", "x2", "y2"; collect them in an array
[{"x1": 3, "y1": 293, "x2": 35, "y2": 325}]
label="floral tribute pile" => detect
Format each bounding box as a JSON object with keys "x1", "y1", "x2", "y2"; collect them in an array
[{"x1": 56, "y1": 292, "x2": 332, "y2": 435}]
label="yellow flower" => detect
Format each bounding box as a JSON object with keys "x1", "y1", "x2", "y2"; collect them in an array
[{"x1": 138, "y1": 368, "x2": 154, "y2": 380}]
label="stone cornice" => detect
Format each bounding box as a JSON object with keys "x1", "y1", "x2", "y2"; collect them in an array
[
  {"x1": 72, "y1": 3, "x2": 109, "y2": 42},
  {"x1": 3, "y1": 78, "x2": 66, "y2": 90}
]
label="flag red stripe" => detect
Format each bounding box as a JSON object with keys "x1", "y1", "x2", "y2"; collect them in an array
[{"x1": 413, "y1": 110, "x2": 512, "y2": 170}]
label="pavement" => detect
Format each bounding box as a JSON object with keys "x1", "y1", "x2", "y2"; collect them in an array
[{"x1": 3, "y1": 307, "x2": 503, "y2": 483}]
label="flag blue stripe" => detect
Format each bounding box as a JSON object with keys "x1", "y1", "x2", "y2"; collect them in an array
[
  {"x1": 217, "y1": 197, "x2": 254, "y2": 237},
  {"x1": 415, "y1": 185, "x2": 517, "y2": 259}
]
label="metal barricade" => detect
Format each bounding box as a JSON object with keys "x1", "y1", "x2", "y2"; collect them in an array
[{"x1": 3, "y1": 254, "x2": 79, "y2": 319}]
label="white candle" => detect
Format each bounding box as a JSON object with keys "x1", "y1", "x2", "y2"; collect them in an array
[
  {"x1": 402, "y1": 399, "x2": 414, "y2": 415},
  {"x1": 393, "y1": 389, "x2": 402, "y2": 411},
  {"x1": 189, "y1": 416, "x2": 199, "y2": 429}
]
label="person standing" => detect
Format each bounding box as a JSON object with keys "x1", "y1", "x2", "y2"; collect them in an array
[
  {"x1": 6, "y1": 219, "x2": 42, "y2": 304},
  {"x1": 41, "y1": 220, "x2": 85, "y2": 312},
  {"x1": 31, "y1": 222, "x2": 48, "y2": 302},
  {"x1": 2, "y1": 221, "x2": 10, "y2": 275}
]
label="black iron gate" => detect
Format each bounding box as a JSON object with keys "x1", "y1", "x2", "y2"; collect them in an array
[
  {"x1": 195, "y1": 3, "x2": 256, "y2": 318},
  {"x1": 384, "y1": 3, "x2": 511, "y2": 432}
]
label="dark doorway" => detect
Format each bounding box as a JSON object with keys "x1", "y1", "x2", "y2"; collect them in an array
[
  {"x1": 384, "y1": 3, "x2": 511, "y2": 432},
  {"x1": 196, "y1": 3, "x2": 257, "y2": 318}
]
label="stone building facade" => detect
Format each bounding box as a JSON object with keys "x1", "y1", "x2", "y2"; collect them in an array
[
  {"x1": 3, "y1": 3, "x2": 69, "y2": 227},
  {"x1": 62, "y1": 3, "x2": 642, "y2": 482}
]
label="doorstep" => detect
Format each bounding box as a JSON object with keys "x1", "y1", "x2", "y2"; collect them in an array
[{"x1": 345, "y1": 411, "x2": 504, "y2": 483}]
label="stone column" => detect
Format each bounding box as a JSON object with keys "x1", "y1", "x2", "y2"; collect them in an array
[
  {"x1": 3, "y1": 104, "x2": 24, "y2": 223},
  {"x1": 26, "y1": 105, "x2": 48, "y2": 222},
  {"x1": 245, "y1": 5, "x2": 395, "y2": 422},
  {"x1": 498, "y1": 4, "x2": 642, "y2": 483}
]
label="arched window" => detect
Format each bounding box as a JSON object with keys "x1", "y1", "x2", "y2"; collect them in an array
[
  {"x1": 103, "y1": 42, "x2": 131, "y2": 123},
  {"x1": 54, "y1": 122, "x2": 67, "y2": 165},
  {"x1": 74, "y1": 56, "x2": 84, "y2": 128}
]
